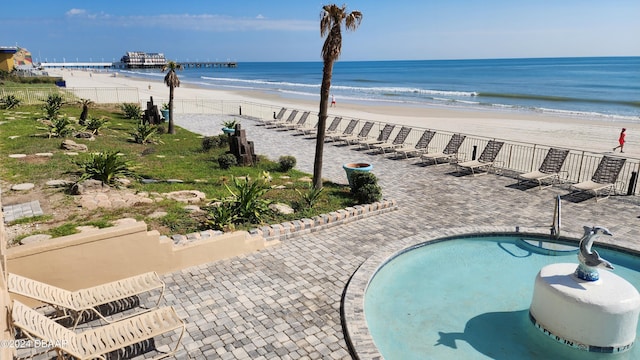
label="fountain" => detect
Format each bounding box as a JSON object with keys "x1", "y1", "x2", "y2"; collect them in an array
[
  {"x1": 344, "y1": 226, "x2": 640, "y2": 359},
  {"x1": 530, "y1": 226, "x2": 640, "y2": 353}
]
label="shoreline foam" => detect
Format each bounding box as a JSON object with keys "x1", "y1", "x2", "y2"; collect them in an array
[{"x1": 48, "y1": 68, "x2": 640, "y2": 158}]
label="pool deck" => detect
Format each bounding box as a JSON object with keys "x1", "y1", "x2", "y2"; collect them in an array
[{"x1": 150, "y1": 115, "x2": 640, "y2": 359}]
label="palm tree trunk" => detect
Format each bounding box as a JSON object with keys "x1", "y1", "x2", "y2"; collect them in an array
[
  {"x1": 168, "y1": 86, "x2": 175, "y2": 134},
  {"x1": 312, "y1": 59, "x2": 335, "y2": 190}
]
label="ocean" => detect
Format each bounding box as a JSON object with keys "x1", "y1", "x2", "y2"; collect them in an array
[{"x1": 121, "y1": 57, "x2": 640, "y2": 121}]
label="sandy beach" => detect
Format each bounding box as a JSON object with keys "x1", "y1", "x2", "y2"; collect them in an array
[{"x1": 49, "y1": 68, "x2": 640, "y2": 158}]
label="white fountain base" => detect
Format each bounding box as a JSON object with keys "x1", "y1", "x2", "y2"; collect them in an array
[{"x1": 530, "y1": 263, "x2": 640, "y2": 353}]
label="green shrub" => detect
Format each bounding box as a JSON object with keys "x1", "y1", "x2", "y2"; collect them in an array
[
  {"x1": 76, "y1": 151, "x2": 134, "y2": 185},
  {"x1": 217, "y1": 153, "x2": 237, "y2": 169},
  {"x1": 0, "y1": 94, "x2": 21, "y2": 109},
  {"x1": 202, "y1": 134, "x2": 228, "y2": 151},
  {"x1": 121, "y1": 103, "x2": 142, "y2": 119},
  {"x1": 278, "y1": 155, "x2": 297, "y2": 172},
  {"x1": 350, "y1": 171, "x2": 382, "y2": 204}
]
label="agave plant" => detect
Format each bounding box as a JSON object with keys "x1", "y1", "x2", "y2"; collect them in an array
[
  {"x1": 295, "y1": 184, "x2": 325, "y2": 209},
  {"x1": 224, "y1": 176, "x2": 272, "y2": 224},
  {"x1": 84, "y1": 117, "x2": 109, "y2": 135},
  {"x1": 43, "y1": 94, "x2": 64, "y2": 119},
  {"x1": 77, "y1": 151, "x2": 133, "y2": 185},
  {"x1": 47, "y1": 117, "x2": 74, "y2": 138},
  {"x1": 0, "y1": 94, "x2": 21, "y2": 109},
  {"x1": 130, "y1": 122, "x2": 158, "y2": 144},
  {"x1": 203, "y1": 203, "x2": 238, "y2": 231}
]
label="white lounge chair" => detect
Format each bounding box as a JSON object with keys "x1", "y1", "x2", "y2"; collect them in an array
[
  {"x1": 11, "y1": 299, "x2": 185, "y2": 360},
  {"x1": 372, "y1": 126, "x2": 412, "y2": 154},
  {"x1": 8, "y1": 272, "x2": 165, "y2": 329}
]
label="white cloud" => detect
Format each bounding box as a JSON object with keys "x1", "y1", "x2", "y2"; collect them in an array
[
  {"x1": 63, "y1": 10, "x2": 313, "y2": 32},
  {"x1": 66, "y1": 8, "x2": 86, "y2": 16}
]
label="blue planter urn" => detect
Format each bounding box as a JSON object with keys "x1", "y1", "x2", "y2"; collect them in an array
[{"x1": 343, "y1": 162, "x2": 373, "y2": 187}]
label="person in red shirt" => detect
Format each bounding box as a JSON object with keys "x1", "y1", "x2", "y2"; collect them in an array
[{"x1": 613, "y1": 128, "x2": 626, "y2": 153}]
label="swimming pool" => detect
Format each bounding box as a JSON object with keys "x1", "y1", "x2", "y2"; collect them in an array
[{"x1": 342, "y1": 227, "x2": 640, "y2": 360}]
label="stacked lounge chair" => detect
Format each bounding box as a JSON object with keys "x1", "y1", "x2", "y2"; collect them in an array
[
  {"x1": 268, "y1": 110, "x2": 298, "y2": 128},
  {"x1": 11, "y1": 299, "x2": 185, "y2": 360},
  {"x1": 7, "y1": 272, "x2": 165, "y2": 329}
]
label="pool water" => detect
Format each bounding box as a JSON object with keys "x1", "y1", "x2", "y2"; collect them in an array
[{"x1": 364, "y1": 236, "x2": 640, "y2": 359}]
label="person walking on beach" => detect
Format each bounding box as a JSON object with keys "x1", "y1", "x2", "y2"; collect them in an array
[
  {"x1": 331, "y1": 94, "x2": 336, "y2": 107},
  {"x1": 613, "y1": 128, "x2": 626, "y2": 153}
]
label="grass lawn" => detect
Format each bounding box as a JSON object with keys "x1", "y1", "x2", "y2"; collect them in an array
[{"x1": 0, "y1": 101, "x2": 356, "y2": 243}]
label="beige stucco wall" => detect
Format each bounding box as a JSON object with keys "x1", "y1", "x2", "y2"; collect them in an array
[
  {"x1": 6, "y1": 221, "x2": 265, "y2": 292},
  {"x1": 0, "y1": 203, "x2": 14, "y2": 359}
]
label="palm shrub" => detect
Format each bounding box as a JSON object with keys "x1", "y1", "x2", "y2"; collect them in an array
[
  {"x1": 350, "y1": 171, "x2": 382, "y2": 204},
  {"x1": 43, "y1": 94, "x2": 64, "y2": 119},
  {"x1": 278, "y1": 155, "x2": 297, "y2": 172},
  {"x1": 202, "y1": 134, "x2": 228, "y2": 151},
  {"x1": 78, "y1": 98, "x2": 93, "y2": 125},
  {"x1": 121, "y1": 103, "x2": 142, "y2": 120},
  {"x1": 0, "y1": 94, "x2": 21, "y2": 109},
  {"x1": 76, "y1": 151, "x2": 134, "y2": 185},
  {"x1": 217, "y1": 153, "x2": 237, "y2": 169},
  {"x1": 130, "y1": 122, "x2": 158, "y2": 144}
]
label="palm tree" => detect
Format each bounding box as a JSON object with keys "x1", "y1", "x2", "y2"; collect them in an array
[
  {"x1": 312, "y1": 4, "x2": 362, "y2": 190},
  {"x1": 161, "y1": 61, "x2": 183, "y2": 134}
]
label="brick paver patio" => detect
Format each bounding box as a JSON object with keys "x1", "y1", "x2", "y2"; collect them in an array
[{"x1": 145, "y1": 115, "x2": 640, "y2": 359}]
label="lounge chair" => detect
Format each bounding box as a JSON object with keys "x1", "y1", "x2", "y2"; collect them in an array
[
  {"x1": 297, "y1": 121, "x2": 318, "y2": 136},
  {"x1": 358, "y1": 124, "x2": 395, "y2": 149},
  {"x1": 393, "y1": 130, "x2": 436, "y2": 159},
  {"x1": 372, "y1": 126, "x2": 412, "y2": 154},
  {"x1": 11, "y1": 299, "x2": 185, "y2": 360},
  {"x1": 307, "y1": 116, "x2": 342, "y2": 138},
  {"x1": 570, "y1": 155, "x2": 627, "y2": 201},
  {"x1": 338, "y1": 121, "x2": 374, "y2": 145},
  {"x1": 518, "y1": 148, "x2": 570, "y2": 190},
  {"x1": 260, "y1": 107, "x2": 286, "y2": 126},
  {"x1": 281, "y1": 111, "x2": 310, "y2": 130},
  {"x1": 8, "y1": 272, "x2": 165, "y2": 329},
  {"x1": 455, "y1": 140, "x2": 504, "y2": 176},
  {"x1": 327, "y1": 119, "x2": 358, "y2": 142},
  {"x1": 268, "y1": 110, "x2": 298, "y2": 128},
  {"x1": 420, "y1": 134, "x2": 466, "y2": 165}
]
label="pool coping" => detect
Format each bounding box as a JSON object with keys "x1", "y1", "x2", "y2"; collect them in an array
[{"x1": 341, "y1": 225, "x2": 587, "y2": 360}]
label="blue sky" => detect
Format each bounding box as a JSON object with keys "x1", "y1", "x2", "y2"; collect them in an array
[{"x1": 2, "y1": 1, "x2": 639, "y2": 63}]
